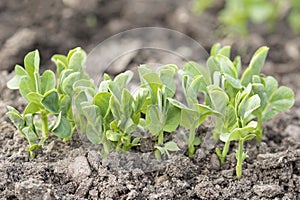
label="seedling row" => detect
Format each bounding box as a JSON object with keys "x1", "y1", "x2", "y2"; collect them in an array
[{"x1": 6, "y1": 44, "x2": 294, "y2": 179}]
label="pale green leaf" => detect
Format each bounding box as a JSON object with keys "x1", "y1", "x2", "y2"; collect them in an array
[
  {"x1": 41, "y1": 70, "x2": 56, "y2": 94},
  {"x1": 41, "y1": 90, "x2": 59, "y2": 113},
  {"x1": 241, "y1": 46, "x2": 269, "y2": 86},
  {"x1": 164, "y1": 141, "x2": 180, "y2": 152}
]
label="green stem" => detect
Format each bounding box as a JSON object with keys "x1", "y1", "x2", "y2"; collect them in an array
[
  {"x1": 221, "y1": 140, "x2": 230, "y2": 164},
  {"x1": 256, "y1": 114, "x2": 263, "y2": 142},
  {"x1": 155, "y1": 131, "x2": 164, "y2": 159},
  {"x1": 41, "y1": 111, "x2": 49, "y2": 140},
  {"x1": 236, "y1": 139, "x2": 244, "y2": 179},
  {"x1": 188, "y1": 126, "x2": 196, "y2": 158}
]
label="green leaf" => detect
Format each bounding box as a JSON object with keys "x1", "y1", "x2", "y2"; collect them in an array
[
  {"x1": 58, "y1": 69, "x2": 74, "y2": 92},
  {"x1": 7, "y1": 65, "x2": 27, "y2": 89},
  {"x1": 164, "y1": 141, "x2": 180, "y2": 152},
  {"x1": 224, "y1": 104, "x2": 236, "y2": 130},
  {"x1": 180, "y1": 107, "x2": 198, "y2": 129},
  {"x1": 241, "y1": 46, "x2": 269, "y2": 86},
  {"x1": 121, "y1": 89, "x2": 134, "y2": 117},
  {"x1": 208, "y1": 86, "x2": 229, "y2": 114},
  {"x1": 134, "y1": 88, "x2": 149, "y2": 113},
  {"x1": 210, "y1": 43, "x2": 221, "y2": 56},
  {"x1": 52, "y1": 113, "x2": 72, "y2": 138},
  {"x1": 86, "y1": 118, "x2": 103, "y2": 144},
  {"x1": 109, "y1": 95, "x2": 121, "y2": 120},
  {"x1": 124, "y1": 118, "x2": 137, "y2": 134},
  {"x1": 6, "y1": 106, "x2": 25, "y2": 129},
  {"x1": 41, "y1": 90, "x2": 59, "y2": 113},
  {"x1": 194, "y1": 136, "x2": 201, "y2": 146},
  {"x1": 74, "y1": 91, "x2": 88, "y2": 114},
  {"x1": 24, "y1": 102, "x2": 42, "y2": 115},
  {"x1": 82, "y1": 104, "x2": 101, "y2": 122},
  {"x1": 59, "y1": 95, "x2": 71, "y2": 115},
  {"x1": 24, "y1": 50, "x2": 40, "y2": 79},
  {"x1": 218, "y1": 45, "x2": 231, "y2": 58},
  {"x1": 51, "y1": 54, "x2": 68, "y2": 67},
  {"x1": 41, "y1": 70, "x2": 56, "y2": 94},
  {"x1": 141, "y1": 72, "x2": 162, "y2": 101},
  {"x1": 220, "y1": 121, "x2": 257, "y2": 142},
  {"x1": 207, "y1": 56, "x2": 220, "y2": 82},
  {"x1": 182, "y1": 61, "x2": 211, "y2": 86},
  {"x1": 61, "y1": 72, "x2": 80, "y2": 95},
  {"x1": 132, "y1": 137, "x2": 140, "y2": 145},
  {"x1": 269, "y1": 86, "x2": 295, "y2": 112},
  {"x1": 233, "y1": 56, "x2": 242, "y2": 76},
  {"x1": 138, "y1": 65, "x2": 153, "y2": 82},
  {"x1": 68, "y1": 50, "x2": 86, "y2": 72},
  {"x1": 94, "y1": 92, "x2": 111, "y2": 117},
  {"x1": 73, "y1": 79, "x2": 95, "y2": 92},
  {"x1": 19, "y1": 76, "x2": 36, "y2": 102},
  {"x1": 26, "y1": 92, "x2": 43, "y2": 105},
  {"x1": 224, "y1": 74, "x2": 241, "y2": 89},
  {"x1": 216, "y1": 54, "x2": 238, "y2": 78},
  {"x1": 146, "y1": 105, "x2": 163, "y2": 136},
  {"x1": 164, "y1": 103, "x2": 181, "y2": 132},
  {"x1": 34, "y1": 72, "x2": 41, "y2": 94},
  {"x1": 243, "y1": 94, "x2": 261, "y2": 119},
  {"x1": 51, "y1": 54, "x2": 68, "y2": 77},
  {"x1": 264, "y1": 76, "x2": 278, "y2": 97},
  {"x1": 22, "y1": 127, "x2": 38, "y2": 144},
  {"x1": 159, "y1": 65, "x2": 177, "y2": 97},
  {"x1": 106, "y1": 130, "x2": 121, "y2": 142},
  {"x1": 168, "y1": 98, "x2": 188, "y2": 109},
  {"x1": 114, "y1": 71, "x2": 133, "y2": 91}
]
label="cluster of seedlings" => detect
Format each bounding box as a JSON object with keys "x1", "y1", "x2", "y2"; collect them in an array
[{"x1": 6, "y1": 44, "x2": 294, "y2": 178}]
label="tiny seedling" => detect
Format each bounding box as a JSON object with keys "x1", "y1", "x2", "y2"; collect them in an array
[
  {"x1": 7, "y1": 47, "x2": 87, "y2": 157},
  {"x1": 169, "y1": 61, "x2": 220, "y2": 157},
  {"x1": 139, "y1": 64, "x2": 181, "y2": 158},
  {"x1": 206, "y1": 43, "x2": 294, "y2": 178},
  {"x1": 74, "y1": 70, "x2": 148, "y2": 154}
]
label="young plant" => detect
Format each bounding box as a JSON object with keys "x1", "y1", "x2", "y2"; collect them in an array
[
  {"x1": 6, "y1": 47, "x2": 87, "y2": 157},
  {"x1": 210, "y1": 84, "x2": 260, "y2": 179},
  {"x1": 104, "y1": 71, "x2": 147, "y2": 151},
  {"x1": 138, "y1": 64, "x2": 181, "y2": 158},
  {"x1": 207, "y1": 43, "x2": 294, "y2": 178},
  {"x1": 74, "y1": 70, "x2": 148, "y2": 154},
  {"x1": 169, "y1": 61, "x2": 220, "y2": 157}
]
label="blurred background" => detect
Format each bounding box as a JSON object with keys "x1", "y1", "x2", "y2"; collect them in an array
[{"x1": 0, "y1": 0, "x2": 299, "y2": 104}]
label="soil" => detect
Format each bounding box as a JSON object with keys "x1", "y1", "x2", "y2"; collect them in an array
[{"x1": 0, "y1": 1, "x2": 300, "y2": 199}]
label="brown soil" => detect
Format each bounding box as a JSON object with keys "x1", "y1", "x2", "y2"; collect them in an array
[{"x1": 0, "y1": 1, "x2": 299, "y2": 199}]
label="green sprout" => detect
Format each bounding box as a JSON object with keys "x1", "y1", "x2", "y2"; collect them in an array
[
  {"x1": 6, "y1": 47, "x2": 87, "y2": 157},
  {"x1": 139, "y1": 64, "x2": 181, "y2": 159},
  {"x1": 5, "y1": 44, "x2": 295, "y2": 179},
  {"x1": 207, "y1": 43, "x2": 294, "y2": 178}
]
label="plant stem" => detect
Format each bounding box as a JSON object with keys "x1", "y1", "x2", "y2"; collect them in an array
[
  {"x1": 155, "y1": 131, "x2": 164, "y2": 159},
  {"x1": 256, "y1": 114, "x2": 263, "y2": 142},
  {"x1": 188, "y1": 126, "x2": 196, "y2": 157},
  {"x1": 41, "y1": 111, "x2": 49, "y2": 140},
  {"x1": 220, "y1": 140, "x2": 230, "y2": 164},
  {"x1": 158, "y1": 131, "x2": 164, "y2": 145},
  {"x1": 236, "y1": 139, "x2": 244, "y2": 179}
]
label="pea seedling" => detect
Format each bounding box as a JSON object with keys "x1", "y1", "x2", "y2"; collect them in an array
[
  {"x1": 207, "y1": 44, "x2": 294, "y2": 178},
  {"x1": 7, "y1": 47, "x2": 87, "y2": 157},
  {"x1": 6, "y1": 44, "x2": 295, "y2": 179},
  {"x1": 139, "y1": 64, "x2": 181, "y2": 158}
]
